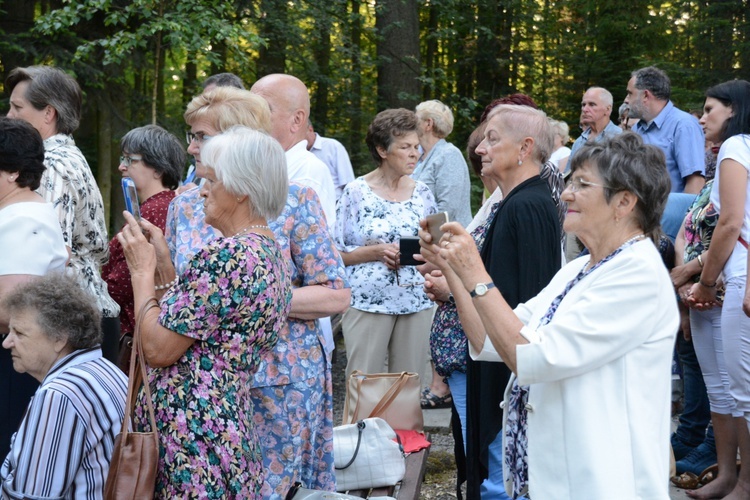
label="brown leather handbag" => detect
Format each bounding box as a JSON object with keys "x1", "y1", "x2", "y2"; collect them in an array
[
  {"x1": 343, "y1": 371, "x2": 423, "y2": 431},
  {"x1": 105, "y1": 298, "x2": 161, "y2": 499}
]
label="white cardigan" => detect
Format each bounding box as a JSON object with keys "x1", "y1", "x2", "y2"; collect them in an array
[{"x1": 473, "y1": 239, "x2": 678, "y2": 499}]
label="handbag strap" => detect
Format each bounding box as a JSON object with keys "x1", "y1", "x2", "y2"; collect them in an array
[
  {"x1": 121, "y1": 298, "x2": 160, "y2": 437},
  {"x1": 335, "y1": 420, "x2": 366, "y2": 470},
  {"x1": 369, "y1": 372, "x2": 410, "y2": 418}
]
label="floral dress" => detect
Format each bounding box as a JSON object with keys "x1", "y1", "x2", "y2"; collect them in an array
[
  {"x1": 251, "y1": 183, "x2": 348, "y2": 498},
  {"x1": 134, "y1": 234, "x2": 292, "y2": 499}
]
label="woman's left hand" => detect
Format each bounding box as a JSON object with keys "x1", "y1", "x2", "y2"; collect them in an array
[
  {"x1": 687, "y1": 281, "x2": 718, "y2": 310},
  {"x1": 116, "y1": 211, "x2": 157, "y2": 279},
  {"x1": 423, "y1": 270, "x2": 451, "y2": 303}
]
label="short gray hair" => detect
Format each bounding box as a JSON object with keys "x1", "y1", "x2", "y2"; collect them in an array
[
  {"x1": 202, "y1": 72, "x2": 245, "y2": 90},
  {"x1": 632, "y1": 66, "x2": 671, "y2": 101},
  {"x1": 487, "y1": 104, "x2": 553, "y2": 165},
  {"x1": 201, "y1": 126, "x2": 288, "y2": 220},
  {"x1": 587, "y1": 87, "x2": 613, "y2": 107},
  {"x1": 569, "y1": 131, "x2": 670, "y2": 239},
  {"x1": 3, "y1": 273, "x2": 102, "y2": 350},
  {"x1": 5, "y1": 66, "x2": 83, "y2": 135},
  {"x1": 415, "y1": 100, "x2": 454, "y2": 138},
  {"x1": 618, "y1": 102, "x2": 630, "y2": 119},
  {"x1": 121, "y1": 125, "x2": 186, "y2": 190}
]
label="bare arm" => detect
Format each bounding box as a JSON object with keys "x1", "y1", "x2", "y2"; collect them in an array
[
  {"x1": 290, "y1": 286, "x2": 350, "y2": 320},
  {"x1": 683, "y1": 174, "x2": 706, "y2": 195},
  {"x1": 339, "y1": 243, "x2": 399, "y2": 269}
]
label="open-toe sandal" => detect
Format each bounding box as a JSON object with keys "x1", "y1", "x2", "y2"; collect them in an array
[
  {"x1": 420, "y1": 390, "x2": 452, "y2": 409},
  {"x1": 671, "y1": 472, "x2": 700, "y2": 490}
]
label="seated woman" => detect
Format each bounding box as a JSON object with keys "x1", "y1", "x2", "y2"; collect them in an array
[
  {"x1": 421, "y1": 132, "x2": 678, "y2": 498},
  {"x1": 335, "y1": 108, "x2": 436, "y2": 384},
  {"x1": 118, "y1": 126, "x2": 292, "y2": 498},
  {"x1": 1, "y1": 273, "x2": 127, "y2": 498},
  {"x1": 0, "y1": 117, "x2": 68, "y2": 457},
  {"x1": 103, "y1": 125, "x2": 184, "y2": 349}
]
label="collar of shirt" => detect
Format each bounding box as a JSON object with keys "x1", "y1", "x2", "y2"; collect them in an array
[
  {"x1": 636, "y1": 100, "x2": 674, "y2": 133},
  {"x1": 42, "y1": 347, "x2": 102, "y2": 387}
]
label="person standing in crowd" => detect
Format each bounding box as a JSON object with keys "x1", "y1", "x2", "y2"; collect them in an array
[
  {"x1": 118, "y1": 127, "x2": 292, "y2": 498},
  {"x1": 306, "y1": 119, "x2": 355, "y2": 201},
  {"x1": 1, "y1": 274, "x2": 127, "y2": 499},
  {"x1": 102, "y1": 125, "x2": 184, "y2": 356},
  {"x1": 5, "y1": 66, "x2": 120, "y2": 362},
  {"x1": 690, "y1": 79, "x2": 750, "y2": 500},
  {"x1": 203, "y1": 72, "x2": 245, "y2": 92},
  {"x1": 626, "y1": 66, "x2": 705, "y2": 194},
  {"x1": 335, "y1": 108, "x2": 436, "y2": 385},
  {"x1": 548, "y1": 118, "x2": 571, "y2": 173},
  {"x1": 569, "y1": 87, "x2": 622, "y2": 160},
  {"x1": 422, "y1": 132, "x2": 676, "y2": 498},
  {"x1": 412, "y1": 99, "x2": 472, "y2": 409},
  {"x1": 0, "y1": 118, "x2": 69, "y2": 456}
]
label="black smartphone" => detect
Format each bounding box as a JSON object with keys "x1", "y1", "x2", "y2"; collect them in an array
[
  {"x1": 399, "y1": 237, "x2": 422, "y2": 266},
  {"x1": 122, "y1": 177, "x2": 141, "y2": 221}
]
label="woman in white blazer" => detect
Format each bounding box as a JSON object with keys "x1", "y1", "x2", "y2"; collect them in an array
[{"x1": 420, "y1": 132, "x2": 679, "y2": 499}]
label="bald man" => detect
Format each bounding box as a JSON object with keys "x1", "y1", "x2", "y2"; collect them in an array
[
  {"x1": 250, "y1": 74, "x2": 337, "y2": 226},
  {"x1": 569, "y1": 86, "x2": 622, "y2": 160}
]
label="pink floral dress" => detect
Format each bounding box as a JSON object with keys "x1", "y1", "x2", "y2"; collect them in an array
[{"x1": 134, "y1": 233, "x2": 292, "y2": 498}]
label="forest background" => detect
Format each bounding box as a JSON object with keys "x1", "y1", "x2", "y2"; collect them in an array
[{"x1": 0, "y1": 0, "x2": 748, "y2": 231}]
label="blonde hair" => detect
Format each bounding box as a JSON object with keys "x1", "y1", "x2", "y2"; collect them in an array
[
  {"x1": 548, "y1": 118, "x2": 570, "y2": 145},
  {"x1": 415, "y1": 99, "x2": 454, "y2": 138},
  {"x1": 184, "y1": 87, "x2": 272, "y2": 134}
]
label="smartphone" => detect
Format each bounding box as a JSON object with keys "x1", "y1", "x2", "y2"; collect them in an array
[
  {"x1": 425, "y1": 212, "x2": 449, "y2": 243},
  {"x1": 121, "y1": 177, "x2": 141, "y2": 221},
  {"x1": 399, "y1": 236, "x2": 422, "y2": 266}
]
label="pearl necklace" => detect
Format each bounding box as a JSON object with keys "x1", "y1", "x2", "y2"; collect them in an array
[
  {"x1": 621, "y1": 233, "x2": 646, "y2": 247},
  {"x1": 232, "y1": 224, "x2": 270, "y2": 238}
]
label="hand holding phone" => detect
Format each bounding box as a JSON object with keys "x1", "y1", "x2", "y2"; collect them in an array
[
  {"x1": 121, "y1": 178, "x2": 141, "y2": 221},
  {"x1": 425, "y1": 212, "x2": 450, "y2": 243}
]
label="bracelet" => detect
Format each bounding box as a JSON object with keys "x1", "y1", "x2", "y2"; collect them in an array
[
  {"x1": 155, "y1": 276, "x2": 178, "y2": 290},
  {"x1": 697, "y1": 254, "x2": 704, "y2": 268},
  {"x1": 699, "y1": 278, "x2": 716, "y2": 288}
]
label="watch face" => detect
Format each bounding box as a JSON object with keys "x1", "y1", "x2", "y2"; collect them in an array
[{"x1": 475, "y1": 283, "x2": 488, "y2": 296}]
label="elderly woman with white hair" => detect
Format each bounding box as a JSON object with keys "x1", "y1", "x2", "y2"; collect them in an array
[
  {"x1": 414, "y1": 99, "x2": 472, "y2": 227},
  {"x1": 548, "y1": 119, "x2": 571, "y2": 173},
  {"x1": 117, "y1": 126, "x2": 292, "y2": 498}
]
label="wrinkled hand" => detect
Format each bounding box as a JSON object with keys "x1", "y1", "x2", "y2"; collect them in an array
[
  {"x1": 423, "y1": 270, "x2": 451, "y2": 303},
  {"x1": 418, "y1": 220, "x2": 449, "y2": 270},
  {"x1": 381, "y1": 243, "x2": 400, "y2": 271},
  {"x1": 116, "y1": 211, "x2": 157, "y2": 279},
  {"x1": 435, "y1": 222, "x2": 486, "y2": 290},
  {"x1": 138, "y1": 217, "x2": 171, "y2": 269}
]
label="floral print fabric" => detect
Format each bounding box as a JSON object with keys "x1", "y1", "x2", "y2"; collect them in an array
[
  {"x1": 430, "y1": 202, "x2": 501, "y2": 377},
  {"x1": 40, "y1": 134, "x2": 119, "y2": 316},
  {"x1": 251, "y1": 183, "x2": 347, "y2": 498},
  {"x1": 334, "y1": 177, "x2": 436, "y2": 314},
  {"x1": 164, "y1": 185, "x2": 218, "y2": 275},
  {"x1": 134, "y1": 234, "x2": 292, "y2": 499},
  {"x1": 684, "y1": 180, "x2": 718, "y2": 265}
]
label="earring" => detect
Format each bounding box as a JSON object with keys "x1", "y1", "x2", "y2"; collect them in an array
[{"x1": 517, "y1": 160, "x2": 523, "y2": 166}]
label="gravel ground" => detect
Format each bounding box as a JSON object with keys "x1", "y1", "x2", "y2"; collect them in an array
[{"x1": 331, "y1": 337, "x2": 458, "y2": 499}]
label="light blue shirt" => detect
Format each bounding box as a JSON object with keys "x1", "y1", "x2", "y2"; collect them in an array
[
  {"x1": 633, "y1": 101, "x2": 705, "y2": 192},
  {"x1": 569, "y1": 120, "x2": 622, "y2": 159}
]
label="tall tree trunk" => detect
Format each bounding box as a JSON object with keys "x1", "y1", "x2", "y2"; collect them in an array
[
  {"x1": 96, "y1": 96, "x2": 113, "y2": 231},
  {"x1": 347, "y1": 0, "x2": 363, "y2": 167},
  {"x1": 257, "y1": 0, "x2": 288, "y2": 77},
  {"x1": 312, "y1": 11, "x2": 332, "y2": 133},
  {"x1": 375, "y1": 0, "x2": 421, "y2": 110},
  {"x1": 184, "y1": 57, "x2": 197, "y2": 105},
  {"x1": 422, "y1": 2, "x2": 438, "y2": 100},
  {"x1": 0, "y1": 0, "x2": 36, "y2": 83}
]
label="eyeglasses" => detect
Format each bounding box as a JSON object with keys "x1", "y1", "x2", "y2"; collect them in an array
[
  {"x1": 565, "y1": 177, "x2": 611, "y2": 193},
  {"x1": 186, "y1": 131, "x2": 212, "y2": 145},
  {"x1": 119, "y1": 155, "x2": 143, "y2": 167}
]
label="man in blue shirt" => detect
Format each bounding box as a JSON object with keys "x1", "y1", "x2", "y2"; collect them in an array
[
  {"x1": 569, "y1": 86, "x2": 622, "y2": 161},
  {"x1": 625, "y1": 66, "x2": 705, "y2": 194}
]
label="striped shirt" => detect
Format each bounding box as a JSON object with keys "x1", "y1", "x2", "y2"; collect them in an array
[{"x1": 1, "y1": 348, "x2": 127, "y2": 499}]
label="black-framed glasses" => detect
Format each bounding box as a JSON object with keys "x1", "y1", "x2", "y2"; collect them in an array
[
  {"x1": 119, "y1": 155, "x2": 143, "y2": 167},
  {"x1": 565, "y1": 177, "x2": 611, "y2": 193},
  {"x1": 186, "y1": 131, "x2": 213, "y2": 145}
]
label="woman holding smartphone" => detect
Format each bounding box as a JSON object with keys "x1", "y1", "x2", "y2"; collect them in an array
[
  {"x1": 102, "y1": 125, "x2": 184, "y2": 350},
  {"x1": 335, "y1": 108, "x2": 437, "y2": 383}
]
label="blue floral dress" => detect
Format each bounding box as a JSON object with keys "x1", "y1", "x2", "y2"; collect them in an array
[
  {"x1": 251, "y1": 183, "x2": 348, "y2": 498},
  {"x1": 134, "y1": 234, "x2": 292, "y2": 499}
]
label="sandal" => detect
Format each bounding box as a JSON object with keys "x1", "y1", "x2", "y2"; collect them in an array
[
  {"x1": 420, "y1": 390, "x2": 452, "y2": 409},
  {"x1": 671, "y1": 472, "x2": 700, "y2": 489}
]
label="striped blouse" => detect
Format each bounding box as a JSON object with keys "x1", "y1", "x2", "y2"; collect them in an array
[{"x1": 1, "y1": 348, "x2": 127, "y2": 499}]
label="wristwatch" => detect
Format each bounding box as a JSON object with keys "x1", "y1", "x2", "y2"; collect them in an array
[{"x1": 470, "y1": 282, "x2": 496, "y2": 298}]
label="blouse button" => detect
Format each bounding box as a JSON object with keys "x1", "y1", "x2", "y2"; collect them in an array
[{"x1": 524, "y1": 403, "x2": 534, "y2": 412}]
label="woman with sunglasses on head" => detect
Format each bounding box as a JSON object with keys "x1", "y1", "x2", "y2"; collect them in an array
[{"x1": 102, "y1": 125, "x2": 184, "y2": 355}]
